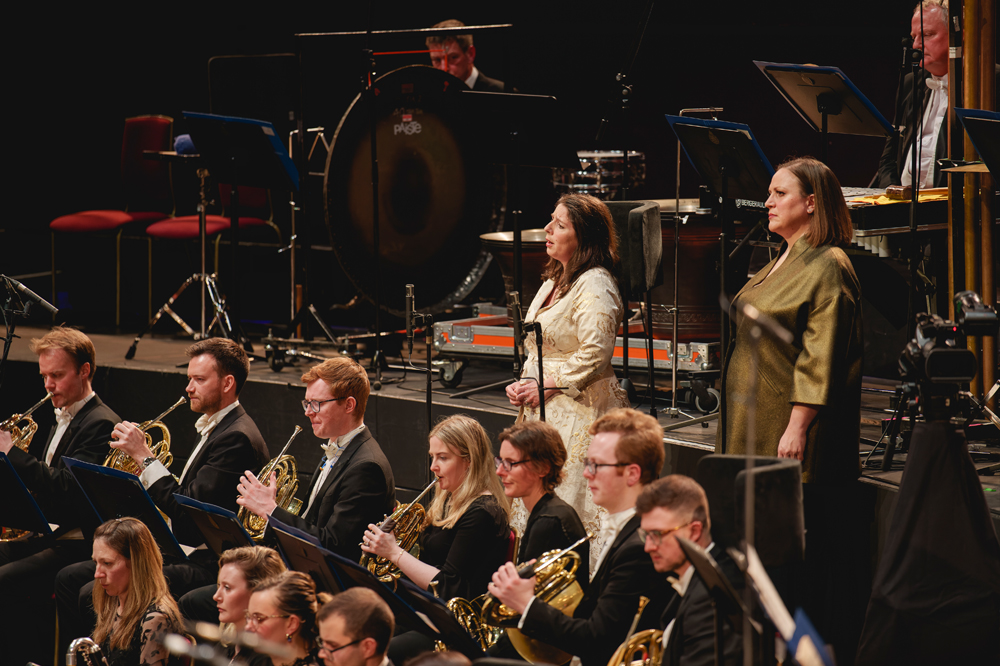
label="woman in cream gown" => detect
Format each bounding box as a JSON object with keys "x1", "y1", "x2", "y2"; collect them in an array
[{"x1": 506, "y1": 194, "x2": 630, "y2": 560}]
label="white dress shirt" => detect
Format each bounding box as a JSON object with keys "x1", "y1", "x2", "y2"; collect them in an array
[
  {"x1": 901, "y1": 74, "x2": 948, "y2": 189},
  {"x1": 45, "y1": 392, "x2": 95, "y2": 465},
  {"x1": 302, "y1": 422, "x2": 366, "y2": 516},
  {"x1": 140, "y1": 400, "x2": 241, "y2": 488},
  {"x1": 465, "y1": 66, "x2": 480, "y2": 89}
]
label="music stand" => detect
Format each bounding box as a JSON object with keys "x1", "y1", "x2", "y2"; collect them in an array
[
  {"x1": 955, "y1": 108, "x2": 1000, "y2": 176},
  {"x1": 62, "y1": 457, "x2": 187, "y2": 561},
  {"x1": 753, "y1": 61, "x2": 894, "y2": 163},
  {"x1": 0, "y1": 453, "x2": 54, "y2": 536},
  {"x1": 184, "y1": 111, "x2": 300, "y2": 348},
  {"x1": 173, "y1": 494, "x2": 255, "y2": 559},
  {"x1": 664, "y1": 115, "x2": 774, "y2": 449},
  {"x1": 268, "y1": 517, "x2": 344, "y2": 594}
]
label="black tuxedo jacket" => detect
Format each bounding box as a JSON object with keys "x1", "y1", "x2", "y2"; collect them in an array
[
  {"x1": 520, "y1": 513, "x2": 671, "y2": 666},
  {"x1": 269, "y1": 426, "x2": 395, "y2": 562},
  {"x1": 9, "y1": 395, "x2": 119, "y2": 522},
  {"x1": 472, "y1": 71, "x2": 506, "y2": 92},
  {"x1": 875, "y1": 68, "x2": 948, "y2": 189},
  {"x1": 659, "y1": 549, "x2": 743, "y2": 666},
  {"x1": 150, "y1": 404, "x2": 269, "y2": 546}
]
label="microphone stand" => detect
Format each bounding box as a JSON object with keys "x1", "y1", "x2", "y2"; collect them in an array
[
  {"x1": 522, "y1": 321, "x2": 546, "y2": 423},
  {"x1": 403, "y1": 284, "x2": 435, "y2": 433}
]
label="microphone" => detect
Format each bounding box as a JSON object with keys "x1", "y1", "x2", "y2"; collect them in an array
[
  {"x1": 404, "y1": 284, "x2": 414, "y2": 356},
  {"x1": 3, "y1": 276, "x2": 58, "y2": 316},
  {"x1": 508, "y1": 291, "x2": 524, "y2": 364}
]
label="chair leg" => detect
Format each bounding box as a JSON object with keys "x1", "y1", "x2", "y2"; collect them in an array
[
  {"x1": 51, "y1": 231, "x2": 57, "y2": 308},
  {"x1": 115, "y1": 228, "x2": 123, "y2": 329},
  {"x1": 148, "y1": 237, "x2": 153, "y2": 322}
]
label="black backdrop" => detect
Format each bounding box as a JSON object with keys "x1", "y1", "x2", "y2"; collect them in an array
[{"x1": 7, "y1": 0, "x2": 922, "y2": 326}]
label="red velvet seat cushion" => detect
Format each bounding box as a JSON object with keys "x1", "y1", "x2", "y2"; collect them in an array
[
  {"x1": 145, "y1": 217, "x2": 229, "y2": 239},
  {"x1": 199, "y1": 214, "x2": 270, "y2": 228},
  {"x1": 50, "y1": 210, "x2": 168, "y2": 233}
]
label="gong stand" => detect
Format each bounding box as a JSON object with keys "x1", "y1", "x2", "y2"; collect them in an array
[{"x1": 594, "y1": 0, "x2": 655, "y2": 404}]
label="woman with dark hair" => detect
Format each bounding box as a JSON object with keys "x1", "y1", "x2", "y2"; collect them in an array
[
  {"x1": 244, "y1": 571, "x2": 331, "y2": 666},
  {"x1": 719, "y1": 157, "x2": 863, "y2": 483},
  {"x1": 89, "y1": 517, "x2": 184, "y2": 666},
  {"x1": 495, "y1": 420, "x2": 589, "y2": 580},
  {"x1": 504, "y1": 193, "x2": 630, "y2": 552}
]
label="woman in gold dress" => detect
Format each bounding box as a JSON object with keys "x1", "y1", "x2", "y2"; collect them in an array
[
  {"x1": 719, "y1": 157, "x2": 863, "y2": 483},
  {"x1": 505, "y1": 193, "x2": 630, "y2": 553}
]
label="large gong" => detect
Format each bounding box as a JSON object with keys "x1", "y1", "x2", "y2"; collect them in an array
[{"x1": 324, "y1": 65, "x2": 503, "y2": 315}]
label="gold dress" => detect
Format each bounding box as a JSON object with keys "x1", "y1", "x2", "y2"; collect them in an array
[
  {"x1": 513, "y1": 266, "x2": 630, "y2": 559},
  {"x1": 719, "y1": 237, "x2": 863, "y2": 484}
]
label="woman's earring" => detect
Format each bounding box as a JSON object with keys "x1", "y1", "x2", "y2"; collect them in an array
[{"x1": 286, "y1": 633, "x2": 292, "y2": 643}]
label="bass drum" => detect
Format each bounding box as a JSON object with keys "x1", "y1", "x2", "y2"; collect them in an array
[{"x1": 324, "y1": 65, "x2": 504, "y2": 316}]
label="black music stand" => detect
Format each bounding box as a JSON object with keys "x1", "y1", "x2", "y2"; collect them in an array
[
  {"x1": 0, "y1": 453, "x2": 54, "y2": 536},
  {"x1": 955, "y1": 108, "x2": 1000, "y2": 175},
  {"x1": 754, "y1": 62, "x2": 894, "y2": 163},
  {"x1": 269, "y1": 517, "x2": 344, "y2": 594},
  {"x1": 664, "y1": 115, "x2": 774, "y2": 450},
  {"x1": 62, "y1": 457, "x2": 187, "y2": 561},
  {"x1": 173, "y1": 494, "x2": 255, "y2": 559},
  {"x1": 183, "y1": 111, "x2": 301, "y2": 349}
]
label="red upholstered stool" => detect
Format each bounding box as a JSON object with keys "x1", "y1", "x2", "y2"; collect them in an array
[{"x1": 50, "y1": 115, "x2": 175, "y2": 326}]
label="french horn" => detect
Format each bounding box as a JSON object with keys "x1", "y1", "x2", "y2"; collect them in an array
[
  {"x1": 606, "y1": 596, "x2": 663, "y2": 666},
  {"x1": 238, "y1": 425, "x2": 304, "y2": 540},
  {"x1": 1, "y1": 391, "x2": 52, "y2": 451},
  {"x1": 360, "y1": 477, "x2": 438, "y2": 584},
  {"x1": 1, "y1": 392, "x2": 53, "y2": 541},
  {"x1": 103, "y1": 396, "x2": 187, "y2": 474},
  {"x1": 479, "y1": 533, "x2": 592, "y2": 664}
]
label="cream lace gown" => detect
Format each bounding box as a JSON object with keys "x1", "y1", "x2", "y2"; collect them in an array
[{"x1": 512, "y1": 266, "x2": 630, "y2": 567}]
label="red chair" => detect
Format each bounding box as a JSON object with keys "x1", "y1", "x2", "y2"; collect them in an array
[{"x1": 50, "y1": 115, "x2": 174, "y2": 326}]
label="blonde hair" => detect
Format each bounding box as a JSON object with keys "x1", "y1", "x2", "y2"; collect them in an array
[
  {"x1": 252, "y1": 571, "x2": 332, "y2": 647},
  {"x1": 30, "y1": 326, "x2": 96, "y2": 379},
  {"x1": 426, "y1": 415, "x2": 511, "y2": 530},
  {"x1": 218, "y1": 545, "x2": 287, "y2": 591},
  {"x1": 91, "y1": 518, "x2": 182, "y2": 650}
]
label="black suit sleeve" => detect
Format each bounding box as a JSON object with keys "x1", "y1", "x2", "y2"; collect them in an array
[
  {"x1": 8, "y1": 402, "x2": 117, "y2": 516},
  {"x1": 520, "y1": 537, "x2": 662, "y2": 666},
  {"x1": 667, "y1": 556, "x2": 744, "y2": 666},
  {"x1": 149, "y1": 424, "x2": 265, "y2": 546},
  {"x1": 271, "y1": 457, "x2": 392, "y2": 561}
]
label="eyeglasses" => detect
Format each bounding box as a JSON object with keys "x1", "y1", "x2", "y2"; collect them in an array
[
  {"x1": 494, "y1": 456, "x2": 532, "y2": 473},
  {"x1": 318, "y1": 638, "x2": 362, "y2": 654},
  {"x1": 301, "y1": 397, "x2": 346, "y2": 414},
  {"x1": 637, "y1": 522, "x2": 693, "y2": 546},
  {"x1": 582, "y1": 459, "x2": 630, "y2": 475},
  {"x1": 244, "y1": 611, "x2": 291, "y2": 627}
]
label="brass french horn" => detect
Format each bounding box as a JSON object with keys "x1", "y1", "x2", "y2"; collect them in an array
[
  {"x1": 606, "y1": 596, "x2": 663, "y2": 666},
  {"x1": 478, "y1": 533, "x2": 592, "y2": 664},
  {"x1": 238, "y1": 425, "x2": 304, "y2": 540},
  {"x1": 360, "y1": 477, "x2": 438, "y2": 584},
  {"x1": 103, "y1": 396, "x2": 187, "y2": 474},
  {"x1": 0, "y1": 392, "x2": 53, "y2": 541},
  {"x1": 1, "y1": 391, "x2": 53, "y2": 451},
  {"x1": 447, "y1": 595, "x2": 504, "y2": 652}
]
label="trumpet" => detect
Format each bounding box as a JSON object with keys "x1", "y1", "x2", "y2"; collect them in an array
[
  {"x1": 104, "y1": 396, "x2": 187, "y2": 474},
  {"x1": 479, "y1": 532, "x2": 593, "y2": 664},
  {"x1": 360, "y1": 477, "x2": 438, "y2": 583},
  {"x1": 1, "y1": 391, "x2": 53, "y2": 451},
  {"x1": 238, "y1": 425, "x2": 304, "y2": 540}
]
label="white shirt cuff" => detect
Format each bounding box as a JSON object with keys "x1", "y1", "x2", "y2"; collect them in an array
[
  {"x1": 139, "y1": 460, "x2": 171, "y2": 488},
  {"x1": 517, "y1": 596, "x2": 538, "y2": 630}
]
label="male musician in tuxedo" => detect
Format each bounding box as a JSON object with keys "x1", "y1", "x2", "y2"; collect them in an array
[
  {"x1": 54, "y1": 337, "x2": 269, "y2": 644},
  {"x1": 0, "y1": 326, "x2": 120, "y2": 666},
  {"x1": 637, "y1": 475, "x2": 743, "y2": 666},
  {"x1": 427, "y1": 19, "x2": 507, "y2": 92},
  {"x1": 237, "y1": 355, "x2": 395, "y2": 561},
  {"x1": 489, "y1": 408, "x2": 672, "y2": 666},
  {"x1": 874, "y1": 0, "x2": 951, "y2": 189},
  {"x1": 317, "y1": 588, "x2": 395, "y2": 666}
]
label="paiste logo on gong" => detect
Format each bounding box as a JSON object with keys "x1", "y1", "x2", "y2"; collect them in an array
[{"x1": 394, "y1": 112, "x2": 422, "y2": 136}]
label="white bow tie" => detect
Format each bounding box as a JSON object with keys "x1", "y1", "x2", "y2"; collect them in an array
[
  {"x1": 320, "y1": 439, "x2": 347, "y2": 461},
  {"x1": 54, "y1": 407, "x2": 73, "y2": 427},
  {"x1": 926, "y1": 76, "x2": 947, "y2": 91},
  {"x1": 194, "y1": 414, "x2": 215, "y2": 437}
]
